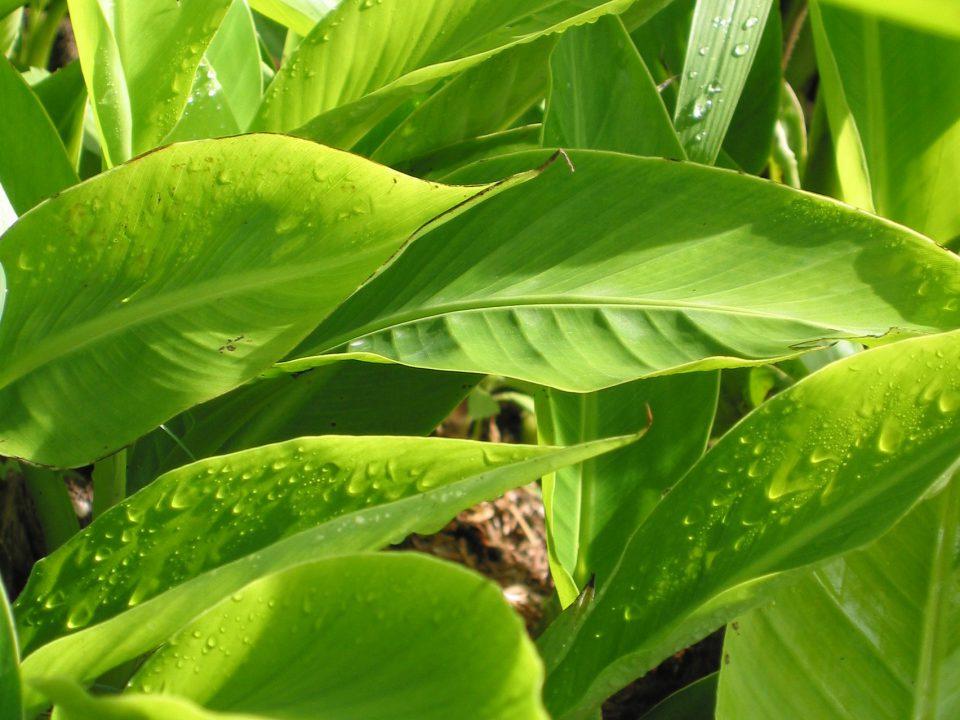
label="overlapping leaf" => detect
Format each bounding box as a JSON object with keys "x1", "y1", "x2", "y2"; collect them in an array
[
  {"x1": 811, "y1": 2, "x2": 960, "y2": 245},
  {"x1": 539, "y1": 330, "x2": 960, "y2": 719},
  {"x1": 542, "y1": 15, "x2": 683, "y2": 157},
  {"x1": 296, "y1": 150, "x2": 960, "y2": 391},
  {"x1": 67, "y1": 0, "x2": 231, "y2": 163},
  {"x1": 0, "y1": 57, "x2": 78, "y2": 214},
  {"x1": 251, "y1": 0, "x2": 652, "y2": 148},
  {"x1": 129, "y1": 555, "x2": 548, "y2": 720},
  {"x1": 0, "y1": 135, "x2": 503, "y2": 467},
  {"x1": 126, "y1": 353, "x2": 476, "y2": 491},
  {"x1": 717, "y1": 474, "x2": 960, "y2": 719},
  {"x1": 16, "y1": 432, "x2": 637, "y2": 712},
  {"x1": 538, "y1": 373, "x2": 719, "y2": 604}
]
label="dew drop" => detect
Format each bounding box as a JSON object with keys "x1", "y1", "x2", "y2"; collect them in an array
[
  {"x1": 733, "y1": 43, "x2": 750, "y2": 57},
  {"x1": 938, "y1": 390, "x2": 959, "y2": 414},
  {"x1": 877, "y1": 418, "x2": 904, "y2": 454}
]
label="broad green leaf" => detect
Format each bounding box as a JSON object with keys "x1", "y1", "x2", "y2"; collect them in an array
[
  {"x1": 0, "y1": 583, "x2": 20, "y2": 720},
  {"x1": 67, "y1": 0, "x2": 231, "y2": 164},
  {"x1": 539, "y1": 373, "x2": 719, "y2": 605},
  {"x1": 539, "y1": 330, "x2": 960, "y2": 720},
  {"x1": 205, "y1": 0, "x2": 263, "y2": 132},
  {"x1": 0, "y1": 56, "x2": 78, "y2": 214},
  {"x1": 32, "y1": 678, "x2": 257, "y2": 720},
  {"x1": 0, "y1": 134, "x2": 503, "y2": 468},
  {"x1": 542, "y1": 15, "x2": 683, "y2": 158},
  {"x1": 820, "y1": 0, "x2": 960, "y2": 39},
  {"x1": 129, "y1": 554, "x2": 547, "y2": 720},
  {"x1": 126, "y1": 353, "x2": 477, "y2": 492},
  {"x1": 251, "y1": 0, "x2": 653, "y2": 149},
  {"x1": 811, "y1": 2, "x2": 960, "y2": 245},
  {"x1": 674, "y1": 0, "x2": 773, "y2": 165},
  {"x1": 371, "y1": 37, "x2": 553, "y2": 169},
  {"x1": 167, "y1": 0, "x2": 264, "y2": 142},
  {"x1": 295, "y1": 149, "x2": 960, "y2": 392},
  {"x1": 28, "y1": 61, "x2": 88, "y2": 168},
  {"x1": 249, "y1": 0, "x2": 339, "y2": 36},
  {"x1": 16, "y1": 432, "x2": 637, "y2": 710},
  {"x1": 163, "y1": 58, "x2": 241, "y2": 144},
  {"x1": 717, "y1": 474, "x2": 960, "y2": 719},
  {"x1": 640, "y1": 673, "x2": 718, "y2": 720},
  {"x1": 720, "y1": 5, "x2": 781, "y2": 174}
]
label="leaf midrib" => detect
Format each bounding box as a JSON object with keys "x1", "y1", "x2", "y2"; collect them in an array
[{"x1": 317, "y1": 294, "x2": 877, "y2": 353}]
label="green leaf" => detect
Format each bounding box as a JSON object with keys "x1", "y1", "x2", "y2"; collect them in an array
[
  {"x1": 811, "y1": 2, "x2": 960, "y2": 245},
  {"x1": 67, "y1": 0, "x2": 232, "y2": 164},
  {"x1": 819, "y1": 0, "x2": 960, "y2": 39},
  {"x1": 0, "y1": 56, "x2": 78, "y2": 214},
  {"x1": 295, "y1": 149, "x2": 960, "y2": 392},
  {"x1": 204, "y1": 0, "x2": 263, "y2": 132},
  {"x1": 28, "y1": 61, "x2": 88, "y2": 169},
  {"x1": 0, "y1": 134, "x2": 502, "y2": 468},
  {"x1": 249, "y1": 0, "x2": 339, "y2": 36},
  {"x1": 542, "y1": 15, "x2": 683, "y2": 158},
  {"x1": 769, "y1": 81, "x2": 807, "y2": 188},
  {"x1": 539, "y1": 330, "x2": 960, "y2": 720},
  {"x1": 251, "y1": 0, "x2": 646, "y2": 149},
  {"x1": 371, "y1": 37, "x2": 553, "y2": 169},
  {"x1": 15, "y1": 432, "x2": 638, "y2": 711},
  {"x1": 673, "y1": 0, "x2": 774, "y2": 165},
  {"x1": 721, "y1": 5, "x2": 781, "y2": 174},
  {"x1": 32, "y1": 678, "x2": 256, "y2": 720},
  {"x1": 538, "y1": 372, "x2": 719, "y2": 605},
  {"x1": 126, "y1": 353, "x2": 477, "y2": 492},
  {"x1": 128, "y1": 554, "x2": 547, "y2": 720},
  {"x1": 717, "y1": 474, "x2": 960, "y2": 719},
  {"x1": 163, "y1": 58, "x2": 242, "y2": 144},
  {"x1": 0, "y1": 582, "x2": 20, "y2": 720},
  {"x1": 640, "y1": 673, "x2": 718, "y2": 720},
  {"x1": 408, "y1": 125, "x2": 541, "y2": 181}
]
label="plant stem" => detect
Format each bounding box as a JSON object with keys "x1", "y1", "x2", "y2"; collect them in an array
[
  {"x1": 19, "y1": 463, "x2": 79, "y2": 552},
  {"x1": 92, "y1": 449, "x2": 127, "y2": 518}
]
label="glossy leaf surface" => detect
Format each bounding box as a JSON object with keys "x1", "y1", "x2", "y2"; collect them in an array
[
  {"x1": 67, "y1": 0, "x2": 231, "y2": 163},
  {"x1": 0, "y1": 135, "x2": 493, "y2": 468},
  {"x1": 542, "y1": 15, "x2": 683, "y2": 158},
  {"x1": 674, "y1": 0, "x2": 773, "y2": 164},
  {"x1": 540, "y1": 330, "x2": 960, "y2": 719},
  {"x1": 0, "y1": 57, "x2": 78, "y2": 214},
  {"x1": 16, "y1": 433, "x2": 637, "y2": 708},
  {"x1": 717, "y1": 475, "x2": 960, "y2": 719},
  {"x1": 252, "y1": 0, "x2": 646, "y2": 148},
  {"x1": 819, "y1": 0, "x2": 960, "y2": 38},
  {"x1": 130, "y1": 554, "x2": 548, "y2": 720},
  {"x1": 298, "y1": 150, "x2": 960, "y2": 392},
  {"x1": 811, "y1": 3, "x2": 960, "y2": 245},
  {"x1": 539, "y1": 373, "x2": 719, "y2": 604}
]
